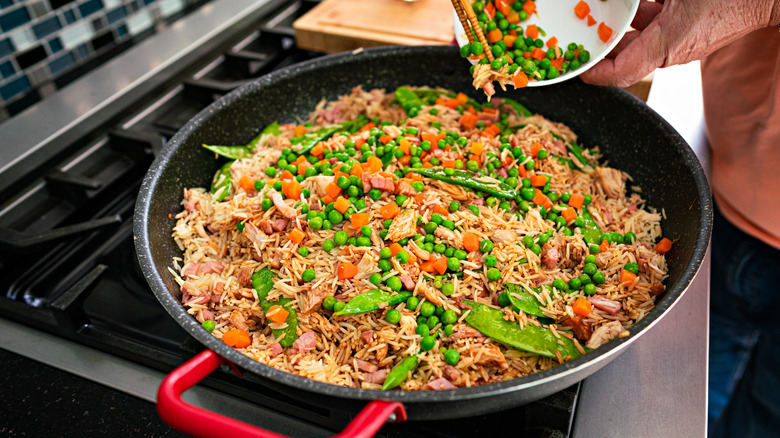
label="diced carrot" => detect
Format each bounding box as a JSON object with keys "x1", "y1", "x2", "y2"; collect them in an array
[
  {"x1": 598, "y1": 22, "x2": 613, "y2": 42},
  {"x1": 293, "y1": 155, "x2": 307, "y2": 165},
  {"x1": 485, "y1": 1, "x2": 495, "y2": 19},
  {"x1": 332, "y1": 171, "x2": 347, "y2": 183},
  {"x1": 388, "y1": 243, "x2": 404, "y2": 257},
  {"x1": 359, "y1": 122, "x2": 376, "y2": 133},
  {"x1": 655, "y1": 238, "x2": 673, "y2": 254},
  {"x1": 550, "y1": 57, "x2": 564, "y2": 71},
  {"x1": 443, "y1": 98, "x2": 460, "y2": 109},
  {"x1": 351, "y1": 213, "x2": 369, "y2": 228},
  {"x1": 399, "y1": 138, "x2": 412, "y2": 155},
  {"x1": 350, "y1": 162, "x2": 364, "y2": 177},
  {"x1": 484, "y1": 124, "x2": 501, "y2": 136},
  {"x1": 422, "y1": 162, "x2": 434, "y2": 168},
  {"x1": 465, "y1": 105, "x2": 478, "y2": 114},
  {"x1": 441, "y1": 160, "x2": 456, "y2": 169},
  {"x1": 353, "y1": 137, "x2": 366, "y2": 148},
  {"x1": 600, "y1": 240, "x2": 609, "y2": 252},
  {"x1": 531, "y1": 47, "x2": 546, "y2": 60},
  {"x1": 494, "y1": 0, "x2": 511, "y2": 15},
  {"x1": 522, "y1": 0, "x2": 536, "y2": 14},
  {"x1": 572, "y1": 297, "x2": 592, "y2": 317},
  {"x1": 294, "y1": 125, "x2": 307, "y2": 137},
  {"x1": 529, "y1": 175, "x2": 547, "y2": 187},
  {"x1": 379, "y1": 134, "x2": 393, "y2": 145},
  {"x1": 280, "y1": 170, "x2": 294, "y2": 181},
  {"x1": 512, "y1": 71, "x2": 529, "y2": 88},
  {"x1": 421, "y1": 133, "x2": 438, "y2": 143},
  {"x1": 461, "y1": 113, "x2": 479, "y2": 130},
  {"x1": 470, "y1": 142, "x2": 484, "y2": 155},
  {"x1": 518, "y1": 165, "x2": 527, "y2": 178},
  {"x1": 432, "y1": 204, "x2": 449, "y2": 216},
  {"x1": 311, "y1": 143, "x2": 325, "y2": 158},
  {"x1": 455, "y1": 92, "x2": 469, "y2": 105},
  {"x1": 502, "y1": 155, "x2": 514, "y2": 166},
  {"x1": 503, "y1": 34, "x2": 518, "y2": 48},
  {"x1": 526, "y1": 24, "x2": 539, "y2": 40},
  {"x1": 414, "y1": 194, "x2": 425, "y2": 204},
  {"x1": 487, "y1": 29, "x2": 503, "y2": 44},
  {"x1": 407, "y1": 253, "x2": 417, "y2": 265},
  {"x1": 325, "y1": 182, "x2": 342, "y2": 199},
  {"x1": 568, "y1": 194, "x2": 585, "y2": 209},
  {"x1": 620, "y1": 269, "x2": 638, "y2": 285},
  {"x1": 367, "y1": 156, "x2": 382, "y2": 173},
  {"x1": 420, "y1": 257, "x2": 437, "y2": 273},
  {"x1": 297, "y1": 161, "x2": 311, "y2": 176},
  {"x1": 432, "y1": 256, "x2": 449, "y2": 275},
  {"x1": 223, "y1": 329, "x2": 251, "y2": 348},
  {"x1": 379, "y1": 202, "x2": 400, "y2": 219},
  {"x1": 337, "y1": 262, "x2": 358, "y2": 280},
  {"x1": 561, "y1": 207, "x2": 577, "y2": 223},
  {"x1": 266, "y1": 305, "x2": 289, "y2": 324},
  {"x1": 398, "y1": 155, "x2": 412, "y2": 166},
  {"x1": 285, "y1": 180, "x2": 302, "y2": 200},
  {"x1": 239, "y1": 176, "x2": 254, "y2": 192},
  {"x1": 505, "y1": 10, "x2": 519, "y2": 24},
  {"x1": 531, "y1": 143, "x2": 543, "y2": 157},
  {"x1": 322, "y1": 195, "x2": 334, "y2": 204},
  {"x1": 546, "y1": 36, "x2": 558, "y2": 48},
  {"x1": 463, "y1": 234, "x2": 480, "y2": 252},
  {"x1": 289, "y1": 228, "x2": 305, "y2": 244},
  {"x1": 533, "y1": 189, "x2": 552, "y2": 209},
  {"x1": 333, "y1": 196, "x2": 351, "y2": 214},
  {"x1": 586, "y1": 14, "x2": 597, "y2": 26},
  {"x1": 574, "y1": 0, "x2": 590, "y2": 19}
]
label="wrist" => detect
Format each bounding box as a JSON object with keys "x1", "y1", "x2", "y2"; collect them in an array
[{"x1": 770, "y1": 0, "x2": 780, "y2": 26}]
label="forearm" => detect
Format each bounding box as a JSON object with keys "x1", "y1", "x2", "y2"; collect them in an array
[{"x1": 771, "y1": 0, "x2": 780, "y2": 26}]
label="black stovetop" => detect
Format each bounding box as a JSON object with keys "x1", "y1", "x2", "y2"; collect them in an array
[{"x1": 0, "y1": 2, "x2": 579, "y2": 436}]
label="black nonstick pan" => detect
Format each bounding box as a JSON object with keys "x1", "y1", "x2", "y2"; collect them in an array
[{"x1": 134, "y1": 45, "x2": 711, "y2": 437}]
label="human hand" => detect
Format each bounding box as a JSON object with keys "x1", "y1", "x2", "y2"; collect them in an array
[{"x1": 580, "y1": 0, "x2": 780, "y2": 87}]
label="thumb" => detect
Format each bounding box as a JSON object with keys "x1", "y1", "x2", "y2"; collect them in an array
[{"x1": 579, "y1": 21, "x2": 667, "y2": 88}]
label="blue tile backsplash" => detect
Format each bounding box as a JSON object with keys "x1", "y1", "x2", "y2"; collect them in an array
[{"x1": 0, "y1": 0, "x2": 209, "y2": 117}]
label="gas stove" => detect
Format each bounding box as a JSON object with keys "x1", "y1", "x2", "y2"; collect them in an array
[{"x1": 0, "y1": 1, "x2": 582, "y2": 436}]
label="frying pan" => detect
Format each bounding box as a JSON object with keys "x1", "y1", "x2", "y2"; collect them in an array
[{"x1": 134, "y1": 45, "x2": 712, "y2": 437}]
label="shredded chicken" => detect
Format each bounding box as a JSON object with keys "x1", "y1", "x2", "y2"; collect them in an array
[{"x1": 586, "y1": 321, "x2": 624, "y2": 349}]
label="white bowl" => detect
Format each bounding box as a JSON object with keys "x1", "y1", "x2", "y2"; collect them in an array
[{"x1": 453, "y1": 0, "x2": 639, "y2": 86}]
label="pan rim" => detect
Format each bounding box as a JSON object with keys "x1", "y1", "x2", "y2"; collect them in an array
[{"x1": 134, "y1": 44, "x2": 713, "y2": 404}]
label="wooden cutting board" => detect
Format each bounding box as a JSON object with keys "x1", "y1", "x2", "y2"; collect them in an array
[{"x1": 293, "y1": 0, "x2": 455, "y2": 53}]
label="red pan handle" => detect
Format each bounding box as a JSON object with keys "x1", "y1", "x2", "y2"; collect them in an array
[{"x1": 157, "y1": 349, "x2": 407, "y2": 438}]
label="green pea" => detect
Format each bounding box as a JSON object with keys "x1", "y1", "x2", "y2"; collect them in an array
[
  {"x1": 309, "y1": 216, "x2": 323, "y2": 230},
  {"x1": 334, "y1": 231, "x2": 348, "y2": 246},
  {"x1": 369, "y1": 188, "x2": 382, "y2": 201},
  {"x1": 583, "y1": 284, "x2": 597, "y2": 296},
  {"x1": 530, "y1": 244, "x2": 541, "y2": 255},
  {"x1": 440, "y1": 310, "x2": 458, "y2": 325},
  {"x1": 396, "y1": 251, "x2": 410, "y2": 264},
  {"x1": 420, "y1": 301, "x2": 435, "y2": 317},
  {"x1": 416, "y1": 323, "x2": 430, "y2": 337},
  {"x1": 386, "y1": 276, "x2": 403, "y2": 292},
  {"x1": 444, "y1": 324, "x2": 455, "y2": 336},
  {"x1": 442, "y1": 283, "x2": 455, "y2": 296},
  {"x1": 444, "y1": 247, "x2": 456, "y2": 258},
  {"x1": 265, "y1": 167, "x2": 277, "y2": 177},
  {"x1": 441, "y1": 219, "x2": 455, "y2": 230},
  {"x1": 447, "y1": 258, "x2": 460, "y2": 272},
  {"x1": 583, "y1": 263, "x2": 598, "y2": 277},
  {"x1": 406, "y1": 296, "x2": 420, "y2": 311},
  {"x1": 333, "y1": 301, "x2": 346, "y2": 313},
  {"x1": 453, "y1": 250, "x2": 468, "y2": 261},
  {"x1": 261, "y1": 198, "x2": 273, "y2": 211},
  {"x1": 592, "y1": 272, "x2": 606, "y2": 285},
  {"x1": 385, "y1": 309, "x2": 402, "y2": 324},
  {"x1": 625, "y1": 262, "x2": 639, "y2": 274},
  {"x1": 449, "y1": 201, "x2": 461, "y2": 213},
  {"x1": 585, "y1": 254, "x2": 596, "y2": 264},
  {"x1": 328, "y1": 210, "x2": 344, "y2": 224},
  {"x1": 468, "y1": 204, "x2": 480, "y2": 215},
  {"x1": 486, "y1": 268, "x2": 501, "y2": 281},
  {"x1": 623, "y1": 232, "x2": 637, "y2": 244},
  {"x1": 298, "y1": 247, "x2": 309, "y2": 257},
  {"x1": 378, "y1": 259, "x2": 392, "y2": 272},
  {"x1": 579, "y1": 273, "x2": 591, "y2": 285},
  {"x1": 201, "y1": 320, "x2": 216, "y2": 332},
  {"x1": 322, "y1": 220, "x2": 333, "y2": 230},
  {"x1": 357, "y1": 236, "x2": 372, "y2": 247},
  {"x1": 521, "y1": 187, "x2": 535, "y2": 201},
  {"x1": 521, "y1": 235, "x2": 534, "y2": 247},
  {"x1": 322, "y1": 240, "x2": 335, "y2": 252},
  {"x1": 396, "y1": 195, "x2": 408, "y2": 206},
  {"x1": 470, "y1": 41, "x2": 484, "y2": 56},
  {"x1": 424, "y1": 222, "x2": 438, "y2": 234},
  {"x1": 578, "y1": 50, "x2": 590, "y2": 63},
  {"x1": 420, "y1": 335, "x2": 436, "y2": 351},
  {"x1": 302, "y1": 269, "x2": 316, "y2": 282},
  {"x1": 480, "y1": 240, "x2": 494, "y2": 253},
  {"x1": 444, "y1": 349, "x2": 460, "y2": 365},
  {"x1": 323, "y1": 296, "x2": 337, "y2": 311}
]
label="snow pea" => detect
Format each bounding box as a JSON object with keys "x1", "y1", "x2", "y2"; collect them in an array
[
  {"x1": 394, "y1": 86, "x2": 423, "y2": 113},
  {"x1": 411, "y1": 168, "x2": 518, "y2": 200},
  {"x1": 498, "y1": 97, "x2": 533, "y2": 117},
  {"x1": 463, "y1": 301, "x2": 583, "y2": 360},
  {"x1": 333, "y1": 289, "x2": 412, "y2": 317},
  {"x1": 251, "y1": 269, "x2": 299, "y2": 347},
  {"x1": 290, "y1": 119, "x2": 365, "y2": 155},
  {"x1": 203, "y1": 121, "x2": 283, "y2": 159},
  {"x1": 504, "y1": 283, "x2": 546, "y2": 318},
  {"x1": 411, "y1": 88, "x2": 483, "y2": 112},
  {"x1": 579, "y1": 207, "x2": 603, "y2": 244},
  {"x1": 381, "y1": 355, "x2": 418, "y2": 391},
  {"x1": 210, "y1": 160, "x2": 233, "y2": 202}
]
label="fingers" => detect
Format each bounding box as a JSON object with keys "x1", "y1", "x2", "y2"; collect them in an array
[
  {"x1": 605, "y1": 30, "x2": 640, "y2": 59},
  {"x1": 579, "y1": 22, "x2": 667, "y2": 87},
  {"x1": 631, "y1": 1, "x2": 664, "y2": 30}
]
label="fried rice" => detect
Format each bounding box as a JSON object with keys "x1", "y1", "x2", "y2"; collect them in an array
[{"x1": 170, "y1": 86, "x2": 669, "y2": 391}]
